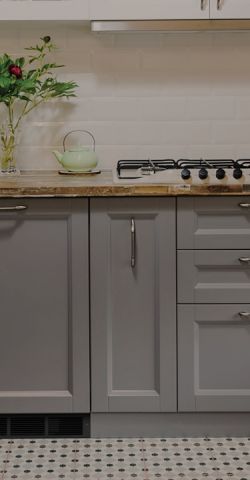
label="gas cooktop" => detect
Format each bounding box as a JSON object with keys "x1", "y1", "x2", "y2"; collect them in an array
[{"x1": 114, "y1": 159, "x2": 250, "y2": 185}]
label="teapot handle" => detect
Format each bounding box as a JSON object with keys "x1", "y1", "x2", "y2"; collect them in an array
[{"x1": 63, "y1": 129, "x2": 96, "y2": 152}]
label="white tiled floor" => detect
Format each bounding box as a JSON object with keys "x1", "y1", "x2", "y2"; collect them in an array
[{"x1": 0, "y1": 437, "x2": 250, "y2": 479}]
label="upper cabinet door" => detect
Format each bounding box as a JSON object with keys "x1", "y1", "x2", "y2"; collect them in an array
[
  {"x1": 0, "y1": 0, "x2": 88, "y2": 21},
  {"x1": 210, "y1": 0, "x2": 250, "y2": 19},
  {"x1": 90, "y1": 0, "x2": 209, "y2": 21}
]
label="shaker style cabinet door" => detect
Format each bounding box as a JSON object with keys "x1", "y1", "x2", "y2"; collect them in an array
[
  {"x1": 177, "y1": 197, "x2": 250, "y2": 249},
  {"x1": 90, "y1": 0, "x2": 209, "y2": 21},
  {"x1": 0, "y1": 0, "x2": 88, "y2": 21},
  {"x1": 178, "y1": 304, "x2": 250, "y2": 411},
  {"x1": 0, "y1": 199, "x2": 89, "y2": 413},
  {"x1": 210, "y1": 0, "x2": 250, "y2": 19},
  {"x1": 178, "y1": 249, "x2": 250, "y2": 303},
  {"x1": 90, "y1": 198, "x2": 176, "y2": 412}
]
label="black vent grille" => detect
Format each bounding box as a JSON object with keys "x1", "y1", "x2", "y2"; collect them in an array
[
  {"x1": 0, "y1": 417, "x2": 7, "y2": 436},
  {"x1": 11, "y1": 416, "x2": 44, "y2": 437},
  {"x1": 0, "y1": 414, "x2": 90, "y2": 438},
  {"x1": 48, "y1": 416, "x2": 84, "y2": 436}
]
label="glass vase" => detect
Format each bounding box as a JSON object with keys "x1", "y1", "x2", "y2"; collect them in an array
[{"x1": 0, "y1": 129, "x2": 20, "y2": 175}]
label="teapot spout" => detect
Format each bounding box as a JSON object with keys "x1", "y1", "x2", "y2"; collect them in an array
[{"x1": 52, "y1": 150, "x2": 63, "y2": 164}]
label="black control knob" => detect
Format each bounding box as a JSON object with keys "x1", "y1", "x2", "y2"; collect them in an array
[
  {"x1": 181, "y1": 168, "x2": 191, "y2": 180},
  {"x1": 199, "y1": 167, "x2": 208, "y2": 180},
  {"x1": 216, "y1": 168, "x2": 225, "y2": 180},
  {"x1": 233, "y1": 168, "x2": 243, "y2": 179}
]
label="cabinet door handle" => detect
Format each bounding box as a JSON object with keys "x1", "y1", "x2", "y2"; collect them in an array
[
  {"x1": 239, "y1": 257, "x2": 250, "y2": 264},
  {"x1": 131, "y1": 218, "x2": 136, "y2": 268},
  {"x1": 239, "y1": 312, "x2": 250, "y2": 319},
  {"x1": 217, "y1": 0, "x2": 222, "y2": 9},
  {"x1": 0, "y1": 205, "x2": 27, "y2": 211},
  {"x1": 200, "y1": 0, "x2": 205, "y2": 10},
  {"x1": 239, "y1": 203, "x2": 250, "y2": 208}
]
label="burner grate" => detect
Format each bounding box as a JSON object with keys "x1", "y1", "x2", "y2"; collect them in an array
[
  {"x1": 117, "y1": 159, "x2": 175, "y2": 177},
  {"x1": 236, "y1": 159, "x2": 250, "y2": 167},
  {"x1": 176, "y1": 159, "x2": 236, "y2": 169}
]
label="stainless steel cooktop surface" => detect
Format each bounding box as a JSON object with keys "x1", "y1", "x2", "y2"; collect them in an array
[{"x1": 113, "y1": 159, "x2": 250, "y2": 185}]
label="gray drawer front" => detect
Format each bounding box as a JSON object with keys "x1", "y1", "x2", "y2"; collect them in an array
[
  {"x1": 177, "y1": 197, "x2": 250, "y2": 249},
  {"x1": 178, "y1": 304, "x2": 250, "y2": 412},
  {"x1": 178, "y1": 250, "x2": 250, "y2": 303}
]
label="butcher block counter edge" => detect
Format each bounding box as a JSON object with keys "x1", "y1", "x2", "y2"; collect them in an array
[{"x1": 0, "y1": 170, "x2": 250, "y2": 197}]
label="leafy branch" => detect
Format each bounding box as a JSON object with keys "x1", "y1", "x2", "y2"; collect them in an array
[{"x1": 0, "y1": 36, "x2": 77, "y2": 134}]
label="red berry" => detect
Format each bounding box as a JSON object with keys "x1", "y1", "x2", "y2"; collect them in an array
[
  {"x1": 42, "y1": 36, "x2": 51, "y2": 44},
  {"x1": 8, "y1": 64, "x2": 22, "y2": 79}
]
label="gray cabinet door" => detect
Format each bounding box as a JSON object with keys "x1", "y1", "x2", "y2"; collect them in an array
[
  {"x1": 0, "y1": 199, "x2": 89, "y2": 413},
  {"x1": 91, "y1": 198, "x2": 176, "y2": 412},
  {"x1": 178, "y1": 304, "x2": 250, "y2": 412},
  {"x1": 177, "y1": 197, "x2": 250, "y2": 249},
  {"x1": 178, "y1": 250, "x2": 250, "y2": 303}
]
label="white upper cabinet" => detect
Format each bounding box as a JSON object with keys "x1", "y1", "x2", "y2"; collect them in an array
[
  {"x1": 0, "y1": 0, "x2": 88, "y2": 21},
  {"x1": 210, "y1": 0, "x2": 250, "y2": 19},
  {"x1": 90, "y1": 0, "x2": 209, "y2": 21}
]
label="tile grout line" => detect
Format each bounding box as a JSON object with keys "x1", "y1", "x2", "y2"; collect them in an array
[
  {"x1": 1, "y1": 440, "x2": 14, "y2": 480},
  {"x1": 73, "y1": 439, "x2": 79, "y2": 480},
  {"x1": 139, "y1": 438, "x2": 149, "y2": 480},
  {"x1": 205, "y1": 436, "x2": 222, "y2": 480}
]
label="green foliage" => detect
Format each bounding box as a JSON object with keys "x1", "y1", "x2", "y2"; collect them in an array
[{"x1": 0, "y1": 36, "x2": 77, "y2": 132}]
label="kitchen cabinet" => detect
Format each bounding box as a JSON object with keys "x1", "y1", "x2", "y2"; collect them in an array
[
  {"x1": 177, "y1": 197, "x2": 250, "y2": 249},
  {"x1": 178, "y1": 249, "x2": 250, "y2": 303},
  {"x1": 0, "y1": 0, "x2": 88, "y2": 21},
  {"x1": 210, "y1": 0, "x2": 250, "y2": 19},
  {"x1": 90, "y1": 0, "x2": 209, "y2": 21},
  {"x1": 90, "y1": 198, "x2": 176, "y2": 412},
  {"x1": 178, "y1": 304, "x2": 250, "y2": 411},
  {"x1": 177, "y1": 196, "x2": 250, "y2": 413},
  {"x1": 0, "y1": 199, "x2": 89, "y2": 413}
]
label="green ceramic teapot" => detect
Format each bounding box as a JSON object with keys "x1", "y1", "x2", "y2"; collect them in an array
[{"x1": 53, "y1": 130, "x2": 98, "y2": 172}]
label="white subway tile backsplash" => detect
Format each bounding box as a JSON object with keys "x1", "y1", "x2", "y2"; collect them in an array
[
  {"x1": 186, "y1": 144, "x2": 238, "y2": 159},
  {"x1": 236, "y1": 98, "x2": 250, "y2": 119},
  {"x1": 212, "y1": 121, "x2": 250, "y2": 144},
  {"x1": 186, "y1": 97, "x2": 236, "y2": 120},
  {"x1": 1, "y1": 25, "x2": 250, "y2": 170}
]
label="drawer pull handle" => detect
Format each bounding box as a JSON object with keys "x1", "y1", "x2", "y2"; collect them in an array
[
  {"x1": 239, "y1": 312, "x2": 250, "y2": 319},
  {"x1": 239, "y1": 257, "x2": 250, "y2": 264},
  {"x1": 239, "y1": 203, "x2": 250, "y2": 208},
  {"x1": 0, "y1": 205, "x2": 27, "y2": 211},
  {"x1": 131, "y1": 218, "x2": 136, "y2": 268}
]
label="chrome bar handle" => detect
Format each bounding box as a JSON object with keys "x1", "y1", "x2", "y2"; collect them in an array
[
  {"x1": 217, "y1": 0, "x2": 222, "y2": 10},
  {"x1": 201, "y1": 0, "x2": 205, "y2": 10},
  {"x1": 0, "y1": 205, "x2": 27, "y2": 211},
  {"x1": 239, "y1": 312, "x2": 250, "y2": 319},
  {"x1": 239, "y1": 203, "x2": 250, "y2": 208},
  {"x1": 131, "y1": 218, "x2": 136, "y2": 268},
  {"x1": 239, "y1": 257, "x2": 250, "y2": 264}
]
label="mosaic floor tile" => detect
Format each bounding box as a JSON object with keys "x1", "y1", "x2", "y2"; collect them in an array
[
  {"x1": 3, "y1": 439, "x2": 79, "y2": 480},
  {"x1": 0, "y1": 437, "x2": 250, "y2": 480},
  {"x1": 202, "y1": 438, "x2": 250, "y2": 480},
  {"x1": 141, "y1": 438, "x2": 250, "y2": 480},
  {"x1": 0, "y1": 441, "x2": 13, "y2": 479},
  {"x1": 74, "y1": 438, "x2": 146, "y2": 479}
]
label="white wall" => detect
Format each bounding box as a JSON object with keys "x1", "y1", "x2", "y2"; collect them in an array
[{"x1": 1, "y1": 21, "x2": 250, "y2": 170}]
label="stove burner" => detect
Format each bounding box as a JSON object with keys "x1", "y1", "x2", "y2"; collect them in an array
[
  {"x1": 117, "y1": 159, "x2": 175, "y2": 178},
  {"x1": 176, "y1": 159, "x2": 236, "y2": 169},
  {"x1": 116, "y1": 158, "x2": 250, "y2": 181}
]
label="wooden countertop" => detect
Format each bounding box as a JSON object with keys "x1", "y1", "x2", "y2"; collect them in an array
[{"x1": 0, "y1": 170, "x2": 250, "y2": 197}]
